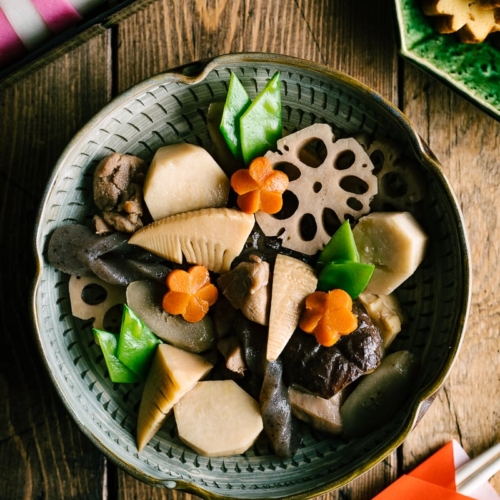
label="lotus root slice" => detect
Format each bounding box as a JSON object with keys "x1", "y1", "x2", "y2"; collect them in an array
[
  {"x1": 256, "y1": 124, "x2": 378, "y2": 255},
  {"x1": 355, "y1": 133, "x2": 426, "y2": 212}
]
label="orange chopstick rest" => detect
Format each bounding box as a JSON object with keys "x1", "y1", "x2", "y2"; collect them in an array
[
  {"x1": 373, "y1": 440, "x2": 499, "y2": 500},
  {"x1": 372, "y1": 475, "x2": 474, "y2": 500},
  {"x1": 409, "y1": 440, "x2": 457, "y2": 490},
  {"x1": 373, "y1": 441, "x2": 467, "y2": 499},
  {"x1": 162, "y1": 266, "x2": 218, "y2": 323}
]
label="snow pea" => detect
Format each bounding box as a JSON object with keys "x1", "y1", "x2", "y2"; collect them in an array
[
  {"x1": 117, "y1": 304, "x2": 161, "y2": 378},
  {"x1": 316, "y1": 220, "x2": 359, "y2": 271},
  {"x1": 220, "y1": 73, "x2": 252, "y2": 162},
  {"x1": 317, "y1": 260, "x2": 374, "y2": 299},
  {"x1": 93, "y1": 328, "x2": 141, "y2": 384},
  {"x1": 240, "y1": 71, "x2": 282, "y2": 165}
]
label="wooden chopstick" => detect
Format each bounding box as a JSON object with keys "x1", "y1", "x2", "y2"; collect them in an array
[{"x1": 456, "y1": 442, "x2": 500, "y2": 495}]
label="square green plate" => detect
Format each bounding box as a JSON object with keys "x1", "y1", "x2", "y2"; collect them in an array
[{"x1": 394, "y1": 0, "x2": 500, "y2": 121}]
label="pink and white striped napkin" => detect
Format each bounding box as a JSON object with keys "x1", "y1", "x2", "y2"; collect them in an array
[{"x1": 0, "y1": 0, "x2": 107, "y2": 67}]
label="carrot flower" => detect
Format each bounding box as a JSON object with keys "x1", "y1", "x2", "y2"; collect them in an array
[
  {"x1": 162, "y1": 266, "x2": 219, "y2": 323},
  {"x1": 230, "y1": 156, "x2": 289, "y2": 214},
  {"x1": 299, "y1": 289, "x2": 358, "y2": 347}
]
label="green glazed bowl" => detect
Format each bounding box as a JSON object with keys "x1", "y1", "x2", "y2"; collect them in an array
[
  {"x1": 32, "y1": 53, "x2": 471, "y2": 499},
  {"x1": 394, "y1": 0, "x2": 500, "y2": 122}
]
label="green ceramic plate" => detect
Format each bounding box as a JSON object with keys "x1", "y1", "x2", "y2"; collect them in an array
[
  {"x1": 394, "y1": 0, "x2": 500, "y2": 121},
  {"x1": 32, "y1": 53, "x2": 471, "y2": 499}
]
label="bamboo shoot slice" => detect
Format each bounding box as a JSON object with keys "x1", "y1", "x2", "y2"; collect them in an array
[
  {"x1": 136, "y1": 344, "x2": 213, "y2": 451},
  {"x1": 129, "y1": 208, "x2": 255, "y2": 273},
  {"x1": 266, "y1": 255, "x2": 317, "y2": 361}
]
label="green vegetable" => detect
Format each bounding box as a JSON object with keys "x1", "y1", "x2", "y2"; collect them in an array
[
  {"x1": 316, "y1": 220, "x2": 359, "y2": 271},
  {"x1": 117, "y1": 304, "x2": 161, "y2": 378},
  {"x1": 220, "y1": 73, "x2": 252, "y2": 162},
  {"x1": 317, "y1": 260, "x2": 374, "y2": 299},
  {"x1": 240, "y1": 71, "x2": 282, "y2": 165},
  {"x1": 93, "y1": 328, "x2": 141, "y2": 384}
]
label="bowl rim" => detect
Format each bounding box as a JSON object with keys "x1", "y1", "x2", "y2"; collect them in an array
[{"x1": 31, "y1": 52, "x2": 472, "y2": 499}]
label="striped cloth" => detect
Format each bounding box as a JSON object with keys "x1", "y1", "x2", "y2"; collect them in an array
[{"x1": 0, "y1": 0, "x2": 107, "y2": 67}]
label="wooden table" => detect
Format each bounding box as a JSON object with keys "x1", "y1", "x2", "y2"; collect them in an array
[{"x1": 1, "y1": 1, "x2": 500, "y2": 498}]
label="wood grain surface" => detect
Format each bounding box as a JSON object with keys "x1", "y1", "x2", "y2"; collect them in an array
[{"x1": 0, "y1": 0, "x2": 499, "y2": 499}]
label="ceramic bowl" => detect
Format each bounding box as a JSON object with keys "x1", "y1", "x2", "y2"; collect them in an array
[{"x1": 32, "y1": 53, "x2": 471, "y2": 499}]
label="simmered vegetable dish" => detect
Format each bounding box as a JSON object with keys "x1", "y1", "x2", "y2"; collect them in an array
[{"x1": 48, "y1": 72, "x2": 428, "y2": 458}]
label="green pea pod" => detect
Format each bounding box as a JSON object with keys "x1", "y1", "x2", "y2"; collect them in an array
[
  {"x1": 220, "y1": 73, "x2": 252, "y2": 162},
  {"x1": 317, "y1": 260, "x2": 374, "y2": 299},
  {"x1": 316, "y1": 220, "x2": 360, "y2": 271},
  {"x1": 240, "y1": 71, "x2": 282, "y2": 165},
  {"x1": 117, "y1": 304, "x2": 161, "y2": 378},
  {"x1": 93, "y1": 328, "x2": 142, "y2": 384}
]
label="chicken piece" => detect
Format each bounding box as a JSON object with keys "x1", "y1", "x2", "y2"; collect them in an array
[
  {"x1": 288, "y1": 386, "x2": 345, "y2": 435},
  {"x1": 358, "y1": 292, "x2": 406, "y2": 349},
  {"x1": 217, "y1": 255, "x2": 270, "y2": 325},
  {"x1": 93, "y1": 153, "x2": 148, "y2": 233},
  {"x1": 216, "y1": 336, "x2": 247, "y2": 376},
  {"x1": 93, "y1": 214, "x2": 114, "y2": 235}
]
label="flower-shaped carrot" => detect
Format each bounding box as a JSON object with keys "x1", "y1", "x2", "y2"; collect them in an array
[
  {"x1": 299, "y1": 289, "x2": 358, "y2": 347},
  {"x1": 162, "y1": 265, "x2": 218, "y2": 323},
  {"x1": 230, "y1": 156, "x2": 289, "y2": 214}
]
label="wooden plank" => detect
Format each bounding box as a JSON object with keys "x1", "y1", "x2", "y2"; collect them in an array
[
  {"x1": 115, "y1": 0, "x2": 397, "y2": 100},
  {"x1": 0, "y1": 26, "x2": 107, "y2": 92},
  {"x1": 114, "y1": 1, "x2": 399, "y2": 499},
  {"x1": 400, "y1": 61, "x2": 500, "y2": 491},
  {"x1": 0, "y1": 33, "x2": 112, "y2": 499}
]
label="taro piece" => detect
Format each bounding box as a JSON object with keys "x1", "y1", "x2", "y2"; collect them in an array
[{"x1": 175, "y1": 380, "x2": 263, "y2": 457}]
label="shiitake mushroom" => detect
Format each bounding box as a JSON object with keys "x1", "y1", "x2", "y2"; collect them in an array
[{"x1": 280, "y1": 301, "x2": 383, "y2": 399}]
